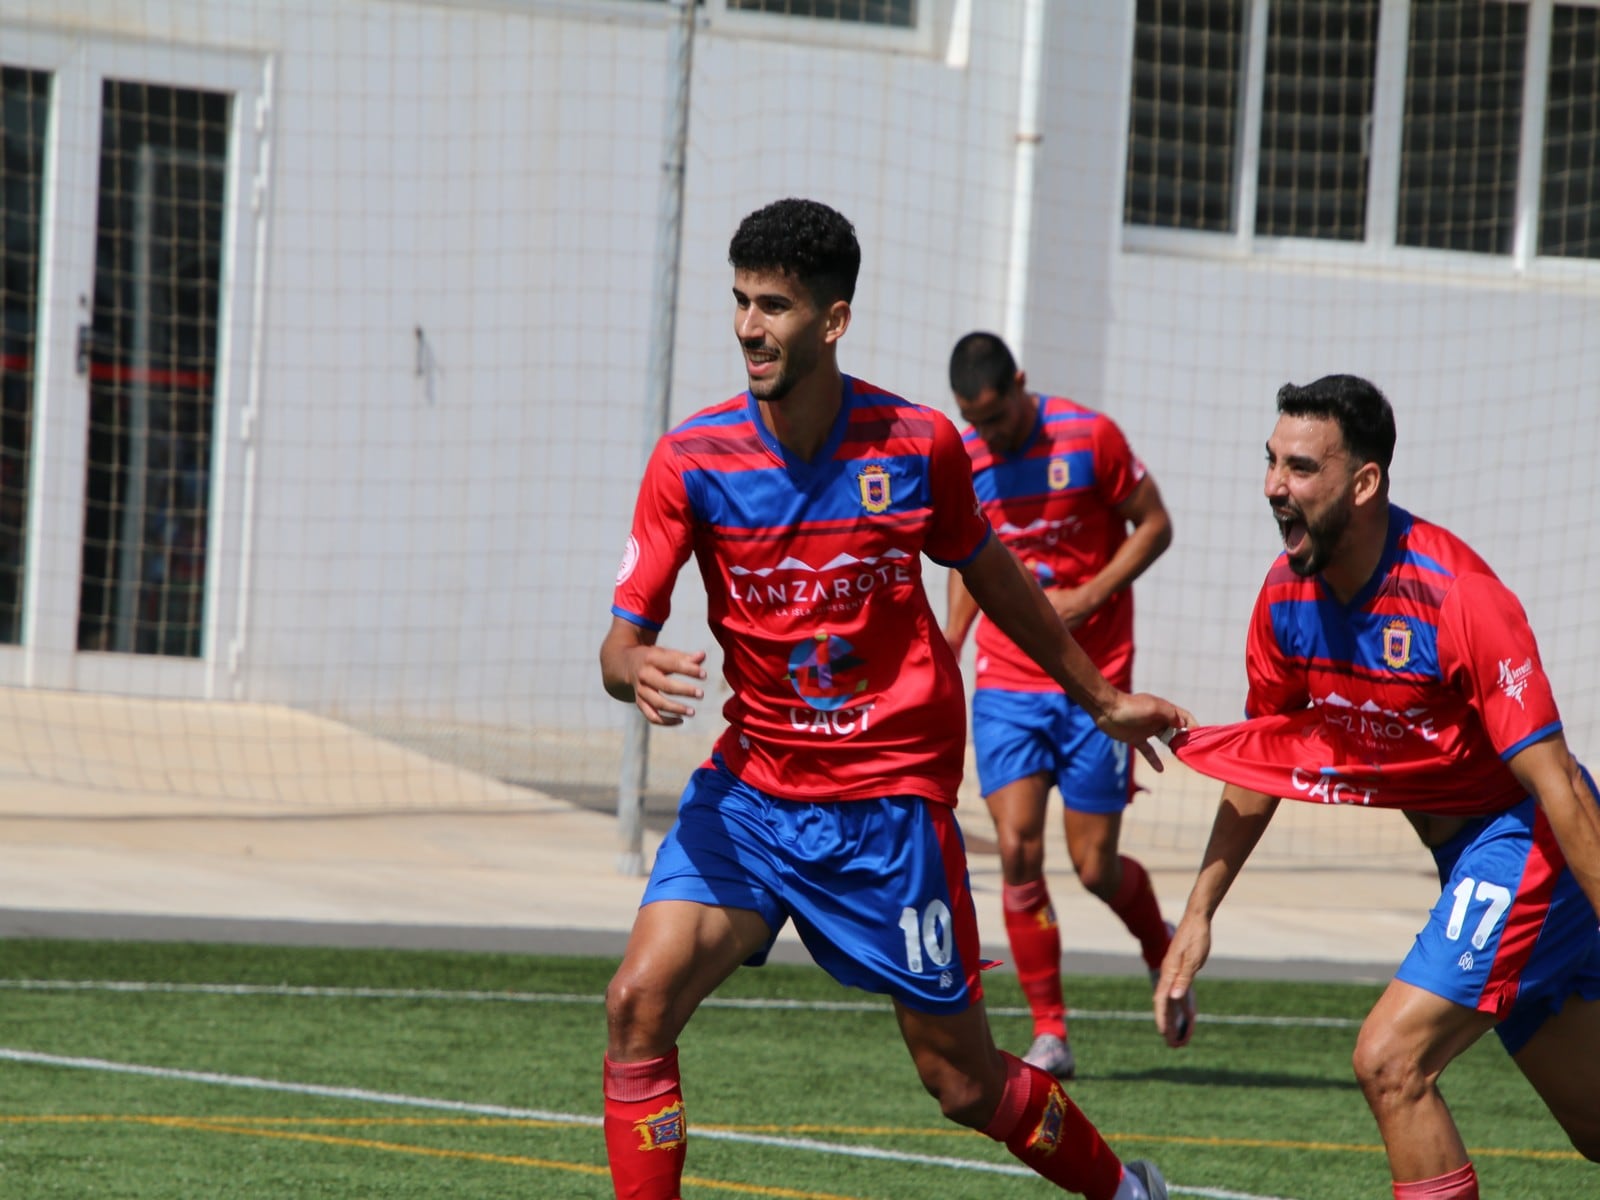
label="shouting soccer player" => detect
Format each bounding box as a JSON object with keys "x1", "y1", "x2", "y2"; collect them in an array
[
  {"x1": 943, "y1": 331, "x2": 1189, "y2": 1080},
  {"x1": 599, "y1": 198, "x2": 1190, "y2": 1200},
  {"x1": 1158, "y1": 375, "x2": 1600, "y2": 1198}
]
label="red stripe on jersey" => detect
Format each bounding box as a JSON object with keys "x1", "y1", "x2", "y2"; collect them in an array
[
  {"x1": 712, "y1": 509, "x2": 933, "y2": 542},
  {"x1": 670, "y1": 430, "x2": 768, "y2": 460},
  {"x1": 1480, "y1": 808, "x2": 1567, "y2": 1016},
  {"x1": 1382, "y1": 575, "x2": 1452, "y2": 611},
  {"x1": 930, "y1": 804, "x2": 985, "y2": 1005}
]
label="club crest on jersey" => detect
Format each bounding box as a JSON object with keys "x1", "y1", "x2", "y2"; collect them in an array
[
  {"x1": 633, "y1": 1100, "x2": 686, "y2": 1152},
  {"x1": 857, "y1": 463, "x2": 892, "y2": 513},
  {"x1": 1047, "y1": 458, "x2": 1071, "y2": 491},
  {"x1": 1026, "y1": 1083, "x2": 1068, "y2": 1155},
  {"x1": 1381, "y1": 617, "x2": 1412, "y2": 669}
]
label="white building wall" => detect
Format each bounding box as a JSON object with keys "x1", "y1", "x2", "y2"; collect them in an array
[{"x1": 7, "y1": 0, "x2": 1598, "y2": 756}]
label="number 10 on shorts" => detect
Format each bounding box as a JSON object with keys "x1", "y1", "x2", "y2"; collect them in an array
[{"x1": 898, "y1": 901, "x2": 954, "y2": 972}]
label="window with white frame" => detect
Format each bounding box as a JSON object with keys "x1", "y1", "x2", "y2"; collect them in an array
[
  {"x1": 727, "y1": 0, "x2": 914, "y2": 25},
  {"x1": 1541, "y1": 4, "x2": 1600, "y2": 257},
  {"x1": 1124, "y1": 0, "x2": 1600, "y2": 264}
]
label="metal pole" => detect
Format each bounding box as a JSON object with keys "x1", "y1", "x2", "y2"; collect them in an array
[
  {"x1": 617, "y1": 0, "x2": 696, "y2": 877},
  {"x1": 1002, "y1": 0, "x2": 1046, "y2": 355},
  {"x1": 116, "y1": 144, "x2": 157, "y2": 653}
]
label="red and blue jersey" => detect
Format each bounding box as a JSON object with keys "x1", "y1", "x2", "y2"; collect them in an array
[
  {"x1": 962, "y1": 396, "x2": 1145, "y2": 690},
  {"x1": 1172, "y1": 508, "x2": 1563, "y2": 816},
  {"x1": 611, "y1": 377, "x2": 992, "y2": 805}
]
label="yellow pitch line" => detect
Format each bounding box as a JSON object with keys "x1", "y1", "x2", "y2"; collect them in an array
[
  {"x1": 1, "y1": 1113, "x2": 1582, "y2": 1166},
  {"x1": 1098, "y1": 1131, "x2": 1582, "y2": 1164},
  {"x1": 7, "y1": 1114, "x2": 869, "y2": 1200}
]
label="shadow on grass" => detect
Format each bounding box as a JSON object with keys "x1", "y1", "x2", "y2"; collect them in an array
[{"x1": 1094, "y1": 1065, "x2": 1363, "y2": 1091}]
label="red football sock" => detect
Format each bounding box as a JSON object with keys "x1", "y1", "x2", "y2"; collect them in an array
[
  {"x1": 1107, "y1": 856, "x2": 1168, "y2": 971},
  {"x1": 1004, "y1": 879, "x2": 1066, "y2": 1038},
  {"x1": 1392, "y1": 1162, "x2": 1479, "y2": 1200},
  {"x1": 603, "y1": 1049, "x2": 686, "y2": 1200},
  {"x1": 981, "y1": 1051, "x2": 1125, "y2": 1199}
]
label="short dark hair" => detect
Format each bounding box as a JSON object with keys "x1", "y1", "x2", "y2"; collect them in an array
[
  {"x1": 728, "y1": 198, "x2": 860, "y2": 306},
  {"x1": 1276, "y1": 374, "x2": 1396, "y2": 477},
  {"x1": 948, "y1": 331, "x2": 1017, "y2": 400}
]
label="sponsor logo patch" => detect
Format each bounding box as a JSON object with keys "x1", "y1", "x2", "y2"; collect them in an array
[{"x1": 1498, "y1": 657, "x2": 1534, "y2": 708}]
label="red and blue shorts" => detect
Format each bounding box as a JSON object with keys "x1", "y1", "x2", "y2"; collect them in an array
[
  {"x1": 1396, "y1": 770, "x2": 1600, "y2": 1055},
  {"x1": 641, "y1": 757, "x2": 985, "y2": 1014},
  {"x1": 971, "y1": 688, "x2": 1133, "y2": 812}
]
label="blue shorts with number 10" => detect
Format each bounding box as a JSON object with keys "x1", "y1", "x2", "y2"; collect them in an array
[
  {"x1": 1396, "y1": 768, "x2": 1600, "y2": 1055},
  {"x1": 641, "y1": 755, "x2": 986, "y2": 1014},
  {"x1": 972, "y1": 688, "x2": 1133, "y2": 811}
]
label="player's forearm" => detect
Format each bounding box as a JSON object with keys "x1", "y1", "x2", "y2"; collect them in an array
[
  {"x1": 944, "y1": 570, "x2": 980, "y2": 649},
  {"x1": 1184, "y1": 785, "x2": 1279, "y2": 922},
  {"x1": 1517, "y1": 741, "x2": 1600, "y2": 918},
  {"x1": 599, "y1": 622, "x2": 652, "y2": 704},
  {"x1": 1094, "y1": 515, "x2": 1171, "y2": 611},
  {"x1": 1080, "y1": 514, "x2": 1173, "y2": 614},
  {"x1": 961, "y1": 540, "x2": 1116, "y2": 714}
]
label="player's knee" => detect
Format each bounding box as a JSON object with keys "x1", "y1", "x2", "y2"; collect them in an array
[
  {"x1": 1351, "y1": 1029, "x2": 1431, "y2": 1108},
  {"x1": 604, "y1": 970, "x2": 672, "y2": 1044},
  {"x1": 995, "y1": 831, "x2": 1042, "y2": 881},
  {"x1": 1072, "y1": 852, "x2": 1117, "y2": 898}
]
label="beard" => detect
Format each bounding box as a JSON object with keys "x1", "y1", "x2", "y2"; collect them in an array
[
  {"x1": 1276, "y1": 495, "x2": 1354, "y2": 577},
  {"x1": 745, "y1": 337, "x2": 819, "y2": 402}
]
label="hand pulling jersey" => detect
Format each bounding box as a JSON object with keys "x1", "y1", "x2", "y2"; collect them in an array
[
  {"x1": 1171, "y1": 508, "x2": 1563, "y2": 816},
  {"x1": 962, "y1": 396, "x2": 1145, "y2": 690},
  {"x1": 612, "y1": 377, "x2": 991, "y2": 805}
]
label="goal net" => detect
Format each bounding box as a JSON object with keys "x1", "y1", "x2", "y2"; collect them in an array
[{"x1": 1, "y1": 0, "x2": 1595, "y2": 874}]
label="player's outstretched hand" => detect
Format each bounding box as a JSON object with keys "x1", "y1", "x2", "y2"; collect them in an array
[
  {"x1": 630, "y1": 646, "x2": 707, "y2": 726},
  {"x1": 1096, "y1": 692, "x2": 1195, "y2": 772},
  {"x1": 1155, "y1": 914, "x2": 1207, "y2": 1048}
]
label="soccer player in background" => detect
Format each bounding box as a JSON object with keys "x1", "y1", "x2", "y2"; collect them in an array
[
  {"x1": 1157, "y1": 375, "x2": 1600, "y2": 1198},
  {"x1": 599, "y1": 197, "x2": 1190, "y2": 1200},
  {"x1": 942, "y1": 332, "x2": 1189, "y2": 1080}
]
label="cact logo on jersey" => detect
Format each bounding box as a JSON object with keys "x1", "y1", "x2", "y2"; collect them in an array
[{"x1": 786, "y1": 632, "x2": 870, "y2": 712}]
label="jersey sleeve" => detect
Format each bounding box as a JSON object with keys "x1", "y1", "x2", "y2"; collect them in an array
[
  {"x1": 1437, "y1": 571, "x2": 1563, "y2": 759},
  {"x1": 610, "y1": 437, "x2": 695, "y2": 631},
  {"x1": 1244, "y1": 580, "x2": 1311, "y2": 718},
  {"x1": 924, "y1": 409, "x2": 992, "y2": 567},
  {"x1": 1090, "y1": 412, "x2": 1147, "y2": 508}
]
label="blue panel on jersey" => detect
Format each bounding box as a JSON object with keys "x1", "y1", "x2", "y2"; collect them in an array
[
  {"x1": 974, "y1": 449, "x2": 1095, "y2": 505},
  {"x1": 683, "y1": 456, "x2": 933, "y2": 529},
  {"x1": 1268, "y1": 598, "x2": 1441, "y2": 678}
]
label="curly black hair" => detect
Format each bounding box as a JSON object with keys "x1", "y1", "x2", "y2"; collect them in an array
[{"x1": 728, "y1": 198, "x2": 860, "y2": 307}]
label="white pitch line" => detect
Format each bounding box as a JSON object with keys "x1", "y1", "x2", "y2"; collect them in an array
[
  {"x1": 0, "y1": 979, "x2": 1363, "y2": 1029},
  {"x1": 0, "y1": 1046, "x2": 1302, "y2": 1200}
]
